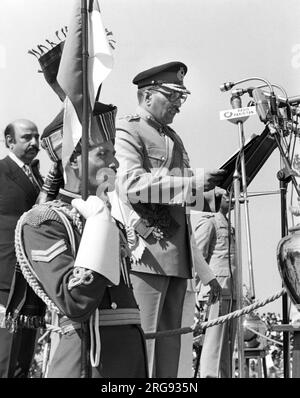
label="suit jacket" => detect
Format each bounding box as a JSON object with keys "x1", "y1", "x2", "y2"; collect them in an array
[
  {"x1": 0, "y1": 155, "x2": 43, "y2": 304},
  {"x1": 115, "y1": 106, "x2": 215, "y2": 284}
]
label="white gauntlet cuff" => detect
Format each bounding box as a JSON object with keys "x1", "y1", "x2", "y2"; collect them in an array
[{"x1": 74, "y1": 215, "x2": 120, "y2": 286}]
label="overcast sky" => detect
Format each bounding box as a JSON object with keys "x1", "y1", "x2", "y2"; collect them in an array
[{"x1": 1, "y1": 0, "x2": 300, "y2": 315}]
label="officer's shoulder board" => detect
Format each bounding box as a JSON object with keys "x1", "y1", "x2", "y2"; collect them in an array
[
  {"x1": 195, "y1": 213, "x2": 216, "y2": 229},
  {"x1": 200, "y1": 213, "x2": 215, "y2": 220},
  {"x1": 122, "y1": 114, "x2": 141, "y2": 122}
]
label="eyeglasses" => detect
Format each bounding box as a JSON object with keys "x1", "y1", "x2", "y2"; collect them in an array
[{"x1": 150, "y1": 89, "x2": 188, "y2": 104}]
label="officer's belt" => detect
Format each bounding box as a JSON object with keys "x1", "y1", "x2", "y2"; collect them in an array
[{"x1": 59, "y1": 308, "x2": 141, "y2": 334}]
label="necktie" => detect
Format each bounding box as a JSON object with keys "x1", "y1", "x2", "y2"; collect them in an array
[{"x1": 23, "y1": 164, "x2": 40, "y2": 192}]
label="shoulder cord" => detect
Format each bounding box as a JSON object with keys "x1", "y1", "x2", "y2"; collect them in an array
[
  {"x1": 56, "y1": 205, "x2": 100, "y2": 370},
  {"x1": 89, "y1": 307, "x2": 100, "y2": 368},
  {"x1": 15, "y1": 212, "x2": 60, "y2": 313},
  {"x1": 15, "y1": 203, "x2": 83, "y2": 314}
]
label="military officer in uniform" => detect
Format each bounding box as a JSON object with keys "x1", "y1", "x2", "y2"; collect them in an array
[
  {"x1": 194, "y1": 192, "x2": 237, "y2": 378},
  {"x1": 113, "y1": 61, "x2": 225, "y2": 378}
]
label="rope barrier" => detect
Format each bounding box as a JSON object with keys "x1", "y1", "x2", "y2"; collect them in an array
[
  {"x1": 37, "y1": 288, "x2": 286, "y2": 343},
  {"x1": 244, "y1": 325, "x2": 283, "y2": 346},
  {"x1": 145, "y1": 288, "x2": 286, "y2": 340}
]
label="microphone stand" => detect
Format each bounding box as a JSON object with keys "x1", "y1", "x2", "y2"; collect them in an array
[
  {"x1": 229, "y1": 95, "x2": 256, "y2": 302},
  {"x1": 229, "y1": 93, "x2": 249, "y2": 378}
]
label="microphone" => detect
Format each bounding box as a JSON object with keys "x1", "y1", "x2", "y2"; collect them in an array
[
  {"x1": 287, "y1": 95, "x2": 300, "y2": 106},
  {"x1": 220, "y1": 82, "x2": 235, "y2": 92},
  {"x1": 231, "y1": 87, "x2": 255, "y2": 97},
  {"x1": 220, "y1": 77, "x2": 273, "y2": 94},
  {"x1": 230, "y1": 94, "x2": 242, "y2": 109},
  {"x1": 260, "y1": 91, "x2": 300, "y2": 108},
  {"x1": 252, "y1": 88, "x2": 270, "y2": 123}
]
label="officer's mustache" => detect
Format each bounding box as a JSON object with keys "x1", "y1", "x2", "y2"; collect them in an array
[
  {"x1": 171, "y1": 105, "x2": 180, "y2": 114},
  {"x1": 26, "y1": 146, "x2": 39, "y2": 153}
]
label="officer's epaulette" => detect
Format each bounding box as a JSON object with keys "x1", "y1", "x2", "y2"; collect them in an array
[
  {"x1": 201, "y1": 213, "x2": 215, "y2": 219},
  {"x1": 22, "y1": 202, "x2": 63, "y2": 228},
  {"x1": 196, "y1": 213, "x2": 216, "y2": 225},
  {"x1": 123, "y1": 114, "x2": 140, "y2": 122}
]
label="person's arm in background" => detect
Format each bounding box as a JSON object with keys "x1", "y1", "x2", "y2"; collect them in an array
[{"x1": 193, "y1": 216, "x2": 220, "y2": 303}]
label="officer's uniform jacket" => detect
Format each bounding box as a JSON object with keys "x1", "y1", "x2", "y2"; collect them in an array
[
  {"x1": 10, "y1": 190, "x2": 148, "y2": 378},
  {"x1": 195, "y1": 212, "x2": 237, "y2": 378},
  {"x1": 115, "y1": 106, "x2": 214, "y2": 284},
  {"x1": 194, "y1": 212, "x2": 236, "y2": 298}
]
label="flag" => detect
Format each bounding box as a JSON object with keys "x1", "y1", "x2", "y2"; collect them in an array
[{"x1": 57, "y1": 0, "x2": 113, "y2": 169}]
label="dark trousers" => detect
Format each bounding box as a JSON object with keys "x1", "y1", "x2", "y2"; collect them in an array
[
  {"x1": 0, "y1": 324, "x2": 37, "y2": 378},
  {"x1": 47, "y1": 324, "x2": 148, "y2": 378}
]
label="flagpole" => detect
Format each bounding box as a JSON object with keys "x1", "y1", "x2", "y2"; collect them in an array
[
  {"x1": 80, "y1": 0, "x2": 91, "y2": 379},
  {"x1": 81, "y1": 0, "x2": 89, "y2": 201}
]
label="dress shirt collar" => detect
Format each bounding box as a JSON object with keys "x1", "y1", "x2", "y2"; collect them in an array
[{"x1": 8, "y1": 151, "x2": 25, "y2": 169}]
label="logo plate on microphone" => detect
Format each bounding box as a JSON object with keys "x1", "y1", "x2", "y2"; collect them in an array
[{"x1": 220, "y1": 106, "x2": 257, "y2": 122}]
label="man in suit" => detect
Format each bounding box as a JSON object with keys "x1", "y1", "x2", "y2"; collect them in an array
[
  {"x1": 113, "y1": 61, "x2": 225, "y2": 378},
  {"x1": 0, "y1": 119, "x2": 43, "y2": 377}
]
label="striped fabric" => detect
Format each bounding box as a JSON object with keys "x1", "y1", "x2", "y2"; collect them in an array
[
  {"x1": 41, "y1": 128, "x2": 63, "y2": 162},
  {"x1": 23, "y1": 165, "x2": 41, "y2": 193},
  {"x1": 93, "y1": 103, "x2": 117, "y2": 142},
  {"x1": 59, "y1": 308, "x2": 141, "y2": 334},
  {"x1": 31, "y1": 239, "x2": 67, "y2": 262}
]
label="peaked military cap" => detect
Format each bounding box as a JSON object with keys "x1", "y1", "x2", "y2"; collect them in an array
[{"x1": 133, "y1": 61, "x2": 190, "y2": 94}]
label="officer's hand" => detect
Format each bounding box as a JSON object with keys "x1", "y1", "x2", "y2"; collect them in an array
[
  {"x1": 72, "y1": 195, "x2": 110, "y2": 220},
  {"x1": 203, "y1": 169, "x2": 226, "y2": 192},
  {"x1": 207, "y1": 278, "x2": 222, "y2": 304}
]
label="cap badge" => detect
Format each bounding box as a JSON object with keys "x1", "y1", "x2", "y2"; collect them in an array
[{"x1": 177, "y1": 67, "x2": 185, "y2": 81}]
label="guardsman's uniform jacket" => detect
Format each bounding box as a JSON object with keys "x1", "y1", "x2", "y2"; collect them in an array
[
  {"x1": 114, "y1": 106, "x2": 215, "y2": 284},
  {"x1": 9, "y1": 190, "x2": 148, "y2": 378},
  {"x1": 194, "y1": 212, "x2": 236, "y2": 298}
]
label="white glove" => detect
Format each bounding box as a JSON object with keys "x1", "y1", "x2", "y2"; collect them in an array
[
  {"x1": 72, "y1": 196, "x2": 111, "y2": 220},
  {"x1": 72, "y1": 196, "x2": 120, "y2": 285}
]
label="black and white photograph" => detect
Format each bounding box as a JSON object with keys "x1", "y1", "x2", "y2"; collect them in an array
[{"x1": 0, "y1": 0, "x2": 300, "y2": 382}]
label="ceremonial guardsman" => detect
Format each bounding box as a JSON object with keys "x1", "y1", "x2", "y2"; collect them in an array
[
  {"x1": 6, "y1": 105, "x2": 148, "y2": 378},
  {"x1": 113, "y1": 61, "x2": 224, "y2": 377}
]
